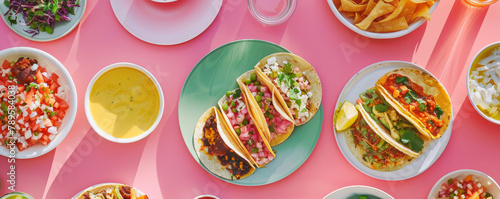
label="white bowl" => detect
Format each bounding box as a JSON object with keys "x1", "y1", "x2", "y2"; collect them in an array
[
  {"x1": 427, "y1": 169, "x2": 500, "y2": 199},
  {"x1": 323, "y1": 185, "x2": 394, "y2": 199},
  {"x1": 466, "y1": 41, "x2": 500, "y2": 125},
  {"x1": 84, "y1": 62, "x2": 164, "y2": 143},
  {"x1": 0, "y1": 47, "x2": 77, "y2": 159},
  {"x1": 327, "y1": 0, "x2": 439, "y2": 39}
]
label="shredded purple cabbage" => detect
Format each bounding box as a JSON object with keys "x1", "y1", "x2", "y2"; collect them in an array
[{"x1": 3, "y1": 0, "x2": 81, "y2": 37}]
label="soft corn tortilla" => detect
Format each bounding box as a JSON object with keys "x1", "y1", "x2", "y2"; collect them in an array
[
  {"x1": 344, "y1": 109, "x2": 414, "y2": 172},
  {"x1": 375, "y1": 68, "x2": 452, "y2": 140},
  {"x1": 218, "y1": 90, "x2": 276, "y2": 168},
  {"x1": 237, "y1": 70, "x2": 295, "y2": 146},
  {"x1": 193, "y1": 107, "x2": 256, "y2": 179},
  {"x1": 254, "y1": 53, "x2": 322, "y2": 126},
  {"x1": 77, "y1": 184, "x2": 146, "y2": 199}
]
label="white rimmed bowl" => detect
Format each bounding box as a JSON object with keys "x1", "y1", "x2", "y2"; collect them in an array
[
  {"x1": 466, "y1": 41, "x2": 500, "y2": 125},
  {"x1": 84, "y1": 62, "x2": 164, "y2": 143},
  {"x1": 323, "y1": 185, "x2": 394, "y2": 199},
  {"x1": 427, "y1": 169, "x2": 500, "y2": 199},
  {"x1": 0, "y1": 47, "x2": 77, "y2": 159},
  {"x1": 327, "y1": 0, "x2": 439, "y2": 39}
]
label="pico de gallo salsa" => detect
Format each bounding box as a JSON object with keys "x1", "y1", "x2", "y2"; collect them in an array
[
  {"x1": 201, "y1": 115, "x2": 252, "y2": 180},
  {"x1": 261, "y1": 56, "x2": 313, "y2": 124},
  {"x1": 438, "y1": 175, "x2": 494, "y2": 199},
  {"x1": 381, "y1": 74, "x2": 444, "y2": 138},
  {"x1": 350, "y1": 115, "x2": 409, "y2": 170},
  {"x1": 221, "y1": 88, "x2": 274, "y2": 166},
  {"x1": 243, "y1": 72, "x2": 293, "y2": 142},
  {"x1": 0, "y1": 58, "x2": 69, "y2": 151}
]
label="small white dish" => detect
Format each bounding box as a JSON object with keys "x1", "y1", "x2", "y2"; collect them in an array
[
  {"x1": 0, "y1": 47, "x2": 77, "y2": 159},
  {"x1": 466, "y1": 41, "x2": 500, "y2": 125},
  {"x1": 110, "y1": 0, "x2": 223, "y2": 45},
  {"x1": 323, "y1": 185, "x2": 394, "y2": 199},
  {"x1": 84, "y1": 62, "x2": 164, "y2": 143},
  {"x1": 427, "y1": 169, "x2": 500, "y2": 199},
  {"x1": 326, "y1": 0, "x2": 439, "y2": 39}
]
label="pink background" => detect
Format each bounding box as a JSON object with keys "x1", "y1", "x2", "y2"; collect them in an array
[{"x1": 1, "y1": 0, "x2": 500, "y2": 198}]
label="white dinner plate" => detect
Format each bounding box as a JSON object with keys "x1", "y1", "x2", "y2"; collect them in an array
[
  {"x1": 71, "y1": 183, "x2": 147, "y2": 198},
  {"x1": 110, "y1": 0, "x2": 223, "y2": 45},
  {"x1": 323, "y1": 185, "x2": 394, "y2": 199},
  {"x1": 334, "y1": 61, "x2": 452, "y2": 181}
]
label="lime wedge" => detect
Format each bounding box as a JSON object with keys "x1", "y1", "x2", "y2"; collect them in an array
[{"x1": 335, "y1": 101, "x2": 358, "y2": 131}]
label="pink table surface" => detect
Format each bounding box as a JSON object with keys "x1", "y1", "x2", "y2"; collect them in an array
[{"x1": 1, "y1": 0, "x2": 500, "y2": 198}]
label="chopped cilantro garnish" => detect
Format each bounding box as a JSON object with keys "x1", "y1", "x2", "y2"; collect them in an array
[
  {"x1": 232, "y1": 89, "x2": 241, "y2": 98},
  {"x1": 283, "y1": 63, "x2": 292, "y2": 74},
  {"x1": 7, "y1": 16, "x2": 17, "y2": 25},
  {"x1": 301, "y1": 109, "x2": 307, "y2": 113},
  {"x1": 251, "y1": 147, "x2": 259, "y2": 153},
  {"x1": 404, "y1": 93, "x2": 412, "y2": 104},
  {"x1": 396, "y1": 76, "x2": 409, "y2": 86},
  {"x1": 435, "y1": 105, "x2": 443, "y2": 118},
  {"x1": 4, "y1": 0, "x2": 11, "y2": 7},
  {"x1": 374, "y1": 104, "x2": 389, "y2": 113},
  {"x1": 400, "y1": 129, "x2": 424, "y2": 152},
  {"x1": 268, "y1": 122, "x2": 275, "y2": 133}
]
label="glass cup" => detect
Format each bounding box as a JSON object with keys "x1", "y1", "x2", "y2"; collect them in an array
[
  {"x1": 463, "y1": 0, "x2": 498, "y2": 7},
  {"x1": 248, "y1": 0, "x2": 297, "y2": 25}
]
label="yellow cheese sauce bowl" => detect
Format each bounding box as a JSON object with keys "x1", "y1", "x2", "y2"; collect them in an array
[{"x1": 85, "y1": 62, "x2": 164, "y2": 143}]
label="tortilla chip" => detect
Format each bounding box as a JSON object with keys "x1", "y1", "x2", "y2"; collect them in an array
[
  {"x1": 356, "y1": 0, "x2": 395, "y2": 30},
  {"x1": 367, "y1": 17, "x2": 409, "y2": 32},
  {"x1": 390, "y1": 0, "x2": 400, "y2": 7},
  {"x1": 332, "y1": 0, "x2": 342, "y2": 8},
  {"x1": 346, "y1": 12, "x2": 356, "y2": 17},
  {"x1": 361, "y1": 0, "x2": 369, "y2": 4},
  {"x1": 380, "y1": 0, "x2": 407, "y2": 22},
  {"x1": 354, "y1": 12, "x2": 367, "y2": 23},
  {"x1": 426, "y1": 1, "x2": 435, "y2": 6},
  {"x1": 341, "y1": 0, "x2": 368, "y2": 12},
  {"x1": 411, "y1": 3, "x2": 431, "y2": 22},
  {"x1": 399, "y1": 0, "x2": 417, "y2": 22},
  {"x1": 362, "y1": 0, "x2": 377, "y2": 16}
]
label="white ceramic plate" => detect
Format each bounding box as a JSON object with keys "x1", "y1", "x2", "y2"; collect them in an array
[
  {"x1": 327, "y1": 0, "x2": 439, "y2": 39},
  {"x1": 84, "y1": 62, "x2": 164, "y2": 143},
  {"x1": 0, "y1": 0, "x2": 86, "y2": 42},
  {"x1": 110, "y1": 0, "x2": 223, "y2": 45},
  {"x1": 466, "y1": 41, "x2": 500, "y2": 125},
  {"x1": 0, "y1": 47, "x2": 77, "y2": 159},
  {"x1": 71, "y1": 183, "x2": 147, "y2": 198},
  {"x1": 323, "y1": 185, "x2": 394, "y2": 199},
  {"x1": 334, "y1": 61, "x2": 452, "y2": 180},
  {"x1": 427, "y1": 169, "x2": 500, "y2": 199}
]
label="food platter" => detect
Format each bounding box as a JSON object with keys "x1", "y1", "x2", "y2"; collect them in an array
[
  {"x1": 0, "y1": 0, "x2": 86, "y2": 42},
  {"x1": 179, "y1": 40, "x2": 323, "y2": 186},
  {"x1": 334, "y1": 61, "x2": 452, "y2": 180}
]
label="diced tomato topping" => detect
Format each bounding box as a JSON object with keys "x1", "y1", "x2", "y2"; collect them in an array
[{"x1": 2, "y1": 59, "x2": 10, "y2": 69}]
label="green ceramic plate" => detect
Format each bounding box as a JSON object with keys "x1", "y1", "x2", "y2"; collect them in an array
[
  {"x1": 0, "y1": 0, "x2": 86, "y2": 42},
  {"x1": 179, "y1": 40, "x2": 323, "y2": 186}
]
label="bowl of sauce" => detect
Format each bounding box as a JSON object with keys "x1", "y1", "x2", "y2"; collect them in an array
[
  {"x1": 0, "y1": 192, "x2": 34, "y2": 199},
  {"x1": 85, "y1": 63, "x2": 164, "y2": 143}
]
